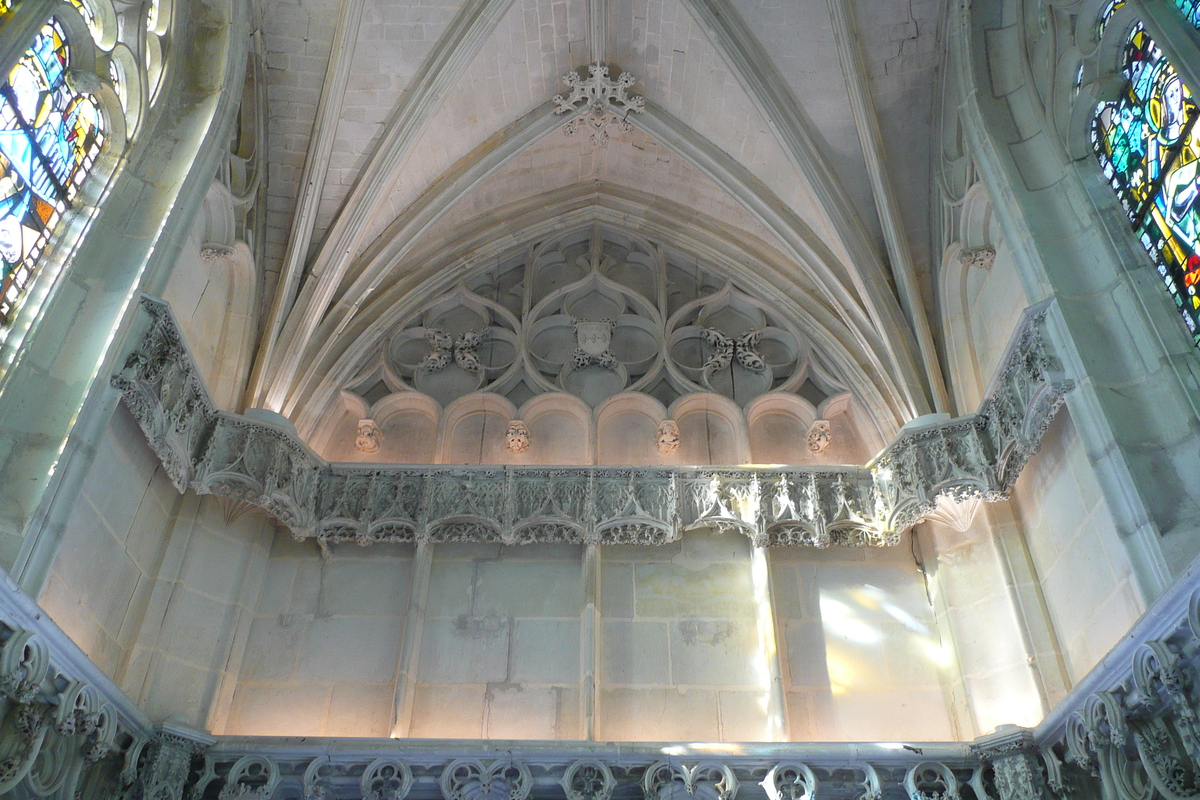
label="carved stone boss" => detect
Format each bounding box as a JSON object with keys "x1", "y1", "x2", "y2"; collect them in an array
[
  {"x1": 113, "y1": 296, "x2": 1073, "y2": 552},
  {"x1": 554, "y1": 62, "x2": 644, "y2": 145}
]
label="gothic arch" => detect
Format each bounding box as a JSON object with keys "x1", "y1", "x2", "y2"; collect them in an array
[
  {"x1": 254, "y1": 99, "x2": 929, "y2": 426},
  {"x1": 288, "y1": 199, "x2": 912, "y2": 447}
]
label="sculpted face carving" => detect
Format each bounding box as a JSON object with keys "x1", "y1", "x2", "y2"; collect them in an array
[
  {"x1": 505, "y1": 420, "x2": 530, "y2": 454},
  {"x1": 806, "y1": 419, "x2": 832, "y2": 453},
  {"x1": 356, "y1": 418, "x2": 382, "y2": 454},
  {"x1": 656, "y1": 419, "x2": 680, "y2": 454},
  {"x1": 958, "y1": 245, "x2": 996, "y2": 271}
]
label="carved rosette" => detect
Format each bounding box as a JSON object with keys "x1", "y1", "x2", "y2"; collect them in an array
[
  {"x1": 505, "y1": 420, "x2": 530, "y2": 454},
  {"x1": 806, "y1": 419, "x2": 832, "y2": 453},
  {"x1": 561, "y1": 760, "x2": 616, "y2": 800},
  {"x1": 554, "y1": 62, "x2": 644, "y2": 145},
  {"x1": 959, "y1": 245, "x2": 997, "y2": 271}
]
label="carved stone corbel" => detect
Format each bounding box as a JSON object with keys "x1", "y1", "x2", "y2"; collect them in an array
[{"x1": 959, "y1": 245, "x2": 997, "y2": 271}]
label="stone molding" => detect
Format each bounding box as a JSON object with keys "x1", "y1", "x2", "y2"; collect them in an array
[{"x1": 113, "y1": 296, "x2": 1073, "y2": 551}]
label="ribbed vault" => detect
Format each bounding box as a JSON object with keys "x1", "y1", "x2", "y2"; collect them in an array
[{"x1": 250, "y1": 0, "x2": 948, "y2": 436}]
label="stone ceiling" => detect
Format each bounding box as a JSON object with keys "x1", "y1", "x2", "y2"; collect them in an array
[{"x1": 249, "y1": 0, "x2": 946, "y2": 436}]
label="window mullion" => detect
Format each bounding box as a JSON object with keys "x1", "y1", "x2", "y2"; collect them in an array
[
  {"x1": 1134, "y1": 0, "x2": 1200, "y2": 92},
  {"x1": 0, "y1": 0, "x2": 54, "y2": 82}
]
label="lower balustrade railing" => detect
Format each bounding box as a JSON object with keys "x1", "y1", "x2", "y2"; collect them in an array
[{"x1": 6, "y1": 550, "x2": 1200, "y2": 799}]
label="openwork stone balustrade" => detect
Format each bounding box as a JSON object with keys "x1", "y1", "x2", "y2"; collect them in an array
[{"x1": 112, "y1": 296, "x2": 1073, "y2": 550}]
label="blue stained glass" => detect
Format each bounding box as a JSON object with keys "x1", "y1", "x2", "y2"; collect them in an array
[
  {"x1": 0, "y1": 19, "x2": 102, "y2": 324},
  {"x1": 1094, "y1": 25, "x2": 1200, "y2": 347},
  {"x1": 1176, "y1": 0, "x2": 1200, "y2": 28}
]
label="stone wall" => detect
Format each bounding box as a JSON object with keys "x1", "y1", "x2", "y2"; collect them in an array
[
  {"x1": 1010, "y1": 411, "x2": 1144, "y2": 682},
  {"x1": 411, "y1": 543, "x2": 583, "y2": 739},
  {"x1": 773, "y1": 541, "x2": 957, "y2": 741},
  {"x1": 597, "y1": 533, "x2": 767, "y2": 741},
  {"x1": 223, "y1": 538, "x2": 413, "y2": 736},
  {"x1": 38, "y1": 405, "x2": 277, "y2": 731},
  {"x1": 216, "y1": 528, "x2": 959, "y2": 742},
  {"x1": 920, "y1": 510, "x2": 1045, "y2": 737},
  {"x1": 38, "y1": 405, "x2": 181, "y2": 682}
]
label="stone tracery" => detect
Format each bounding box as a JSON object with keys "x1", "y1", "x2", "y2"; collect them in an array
[{"x1": 360, "y1": 227, "x2": 819, "y2": 419}]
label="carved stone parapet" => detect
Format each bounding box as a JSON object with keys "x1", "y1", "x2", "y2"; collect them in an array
[
  {"x1": 132, "y1": 723, "x2": 216, "y2": 800},
  {"x1": 561, "y1": 759, "x2": 615, "y2": 800},
  {"x1": 111, "y1": 297, "x2": 218, "y2": 492},
  {"x1": 440, "y1": 758, "x2": 531, "y2": 800},
  {"x1": 115, "y1": 296, "x2": 1074, "y2": 550},
  {"x1": 0, "y1": 613, "x2": 170, "y2": 799},
  {"x1": 643, "y1": 761, "x2": 739, "y2": 800},
  {"x1": 970, "y1": 727, "x2": 1056, "y2": 800}
]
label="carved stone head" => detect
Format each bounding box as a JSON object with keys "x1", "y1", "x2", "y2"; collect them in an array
[
  {"x1": 355, "y1": 418, "x2": 382, "y2": 454},
  {"x1": 505, "y1": 420, "x2": 530, "y2": 454},
  {"x1": 958, "y1": 245, "x2": 996, "y2": 271},
  {"x1": 655, "y1": 419, "x2": 681, "y2": 454},
  {"x1": 806, "y1": 419, "x2": 832, "y2": 453}
]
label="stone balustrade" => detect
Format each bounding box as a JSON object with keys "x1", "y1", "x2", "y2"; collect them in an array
[
  {"x1": 189, "y1": 741, "x2": 977, "y2": 800},
  {"x1": 0, "y1": 568, "x2": 212, "y2": 800},
  {"x1": 110, "y1": 296, "x2": 1074, "y2": 552}
]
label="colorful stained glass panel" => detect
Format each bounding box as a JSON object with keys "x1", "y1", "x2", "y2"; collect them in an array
[
  {"x1": 1094, "y1": 25, "x2": 1200, "y2": 346},
  {"x1": 1176, "y1": 0, "x2": 1200, "y2": 28},
  {"x1": 0, "y1": 19, "x2": 102, "y2": 323},
  {"x1": 1100, "y1": 0, "x2": 1126, "y2": 37}
]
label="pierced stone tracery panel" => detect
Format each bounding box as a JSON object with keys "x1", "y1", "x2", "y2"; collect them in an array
[{"x1": 364, "y1": 226, "x2": 836, "y2": 414}]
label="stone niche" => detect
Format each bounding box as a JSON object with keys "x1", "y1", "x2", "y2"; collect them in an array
[{"x1": 311, "y1": 226, "x2": 884, "y2": 466}]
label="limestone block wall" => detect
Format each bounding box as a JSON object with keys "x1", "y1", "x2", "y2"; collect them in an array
[
  {"x1": 160, "y1": 182, "x2": 258, "y2": 412},
  {"x1": 38, "y1": 406, "x2": 182, "y2": 682},
  {"x1": 38, "y1": 405, "x2": 277, "y2": 730},
  {"x1": 133, "y1": 495, "x2": 273, "y2": 730},
  {"x1": 772, "y1": 543, "x2": 957, "y2": 742},
  {"x1": 920, "y1": 513, "x2": 1045, "y2": 737},
  {"x1": 596, "y1": 533, "x2": 768, "y2": 741},
  {"x1": 409, "y1": 543, "x2": 583, "y2": 739},
  {"x1": 211, "y1": 529, "x2": 959, "y2": 742},
  {"x1": 223, "y1": 539, "x2": 414, "y2": 737},
  {"x1": 1009, "y1": 411, "x2": 1144, "y2": 682}
]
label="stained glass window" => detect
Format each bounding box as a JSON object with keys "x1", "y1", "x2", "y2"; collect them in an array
[
  {"x1": 1176, "y1": 0, "x2": 1200, "y2": 28},
  {"x1": 1094, "y1": 25, "x2": 1200, "y2": 346},
  {"x1": 0, "y1": 19, "x2": 102, "y2": 323},
  {"x1": 1100, "y1": 0, "x2": 1126, "y2": 38},
  {"x1": 67, "y1": 0, "x2": 93, "y2": 29}
]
